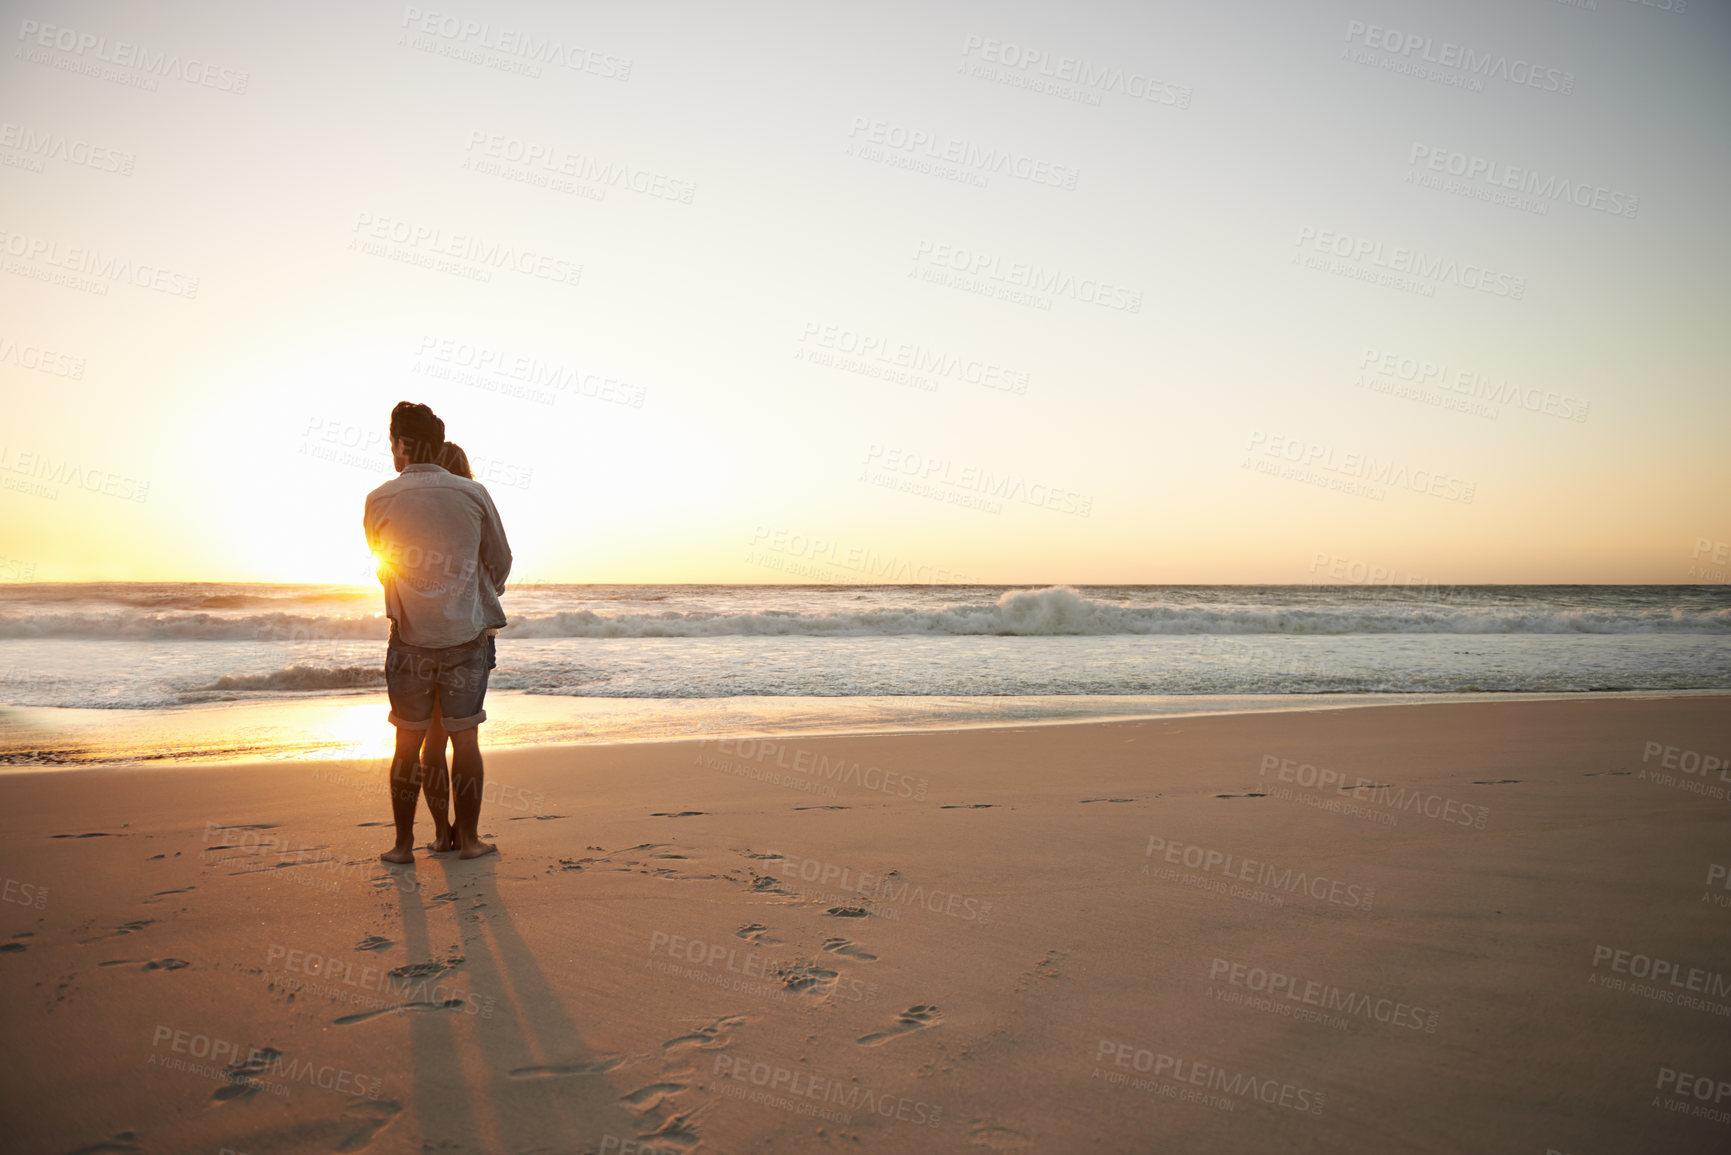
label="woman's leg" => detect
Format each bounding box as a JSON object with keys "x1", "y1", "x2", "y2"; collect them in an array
[{"x1": 419, "y1": 702, "x2": 455, "y2": 850}]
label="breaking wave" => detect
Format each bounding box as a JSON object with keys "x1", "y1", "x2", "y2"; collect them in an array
[
  {"x1": 2, "y1": 587, "x2": 1726, "y2": 640},
  {"x1": 191, "y1": 666, "x2": 385, "y2": 693}
]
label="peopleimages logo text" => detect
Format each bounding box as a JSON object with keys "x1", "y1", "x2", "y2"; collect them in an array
[
  {"x1": 1145, "y1": 835, "x2": 1374, "y2": 909},
  {"x1": 1591, "y1": 945, "x2": 1731, "y2": 998},
  {"x1": 350, "y1": 213, "x2": 581, "y2": 287},
  {"x1": 1343, "y1": 20, "x2": 1574, "y2": 94},
  {"x1": 464, "y1": 133, "x2": 693, "y2": 203},
  {"x1": 16, "y1": 19, "x2": 250, "y2": 92},
  {"x1": 0, "y1": 229, "x2": 199, "y2": 298},
  {"x1": 1408, "y1": 145, "x2": 1636, "y2": 219},
  {"x1": 959, "y1": 35, "x2": 1192, "y2": 108},
  {"x1": 1296, "y1": 228, "x2": 1524, "y2": 299},
  {"x1": 1209, "y1": 957, "x2": 1439, "y2": 1032},
  {"x1": 848, "y1": 117, "x2": 1079, "y2": 189},
  {"x1": 1244, "y1": 432, "x2": 1475, "y2": 505},
  {"x1": 774, "y1": 852, "x2": 990, "y2": 921},
  {"x1": 0, "y1": 123, "x2": 135, "y2": 174},
  {"x1": 911, "y1": 241, "x2": 1141, "y2": 313},
  {"x1": 863, "y1": 444, "x2": 1094, "y2": 517},
  {"x1": 400, "y1": 7, "x2": 631, "y2": 79},
  {"x1": 1094, "y1": 1040, "x2": 1325, "y2": 1114}
]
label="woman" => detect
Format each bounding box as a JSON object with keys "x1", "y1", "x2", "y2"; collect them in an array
[{"x1": 420, "y1": 441, "x2": 496, "y2": 851}]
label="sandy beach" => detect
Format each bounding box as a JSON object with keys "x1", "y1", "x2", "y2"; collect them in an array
[{"x1": 2, "y1": 695, "x2": 1728, "y2": 1153}]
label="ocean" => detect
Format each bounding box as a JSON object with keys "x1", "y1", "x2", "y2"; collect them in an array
[{"x1": 1, "y1": 582, "x2": 1727, "y2": 766}]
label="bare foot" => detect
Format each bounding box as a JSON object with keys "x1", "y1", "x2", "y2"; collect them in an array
[
  {"x1": 380, "y1": 847, "x2": 415, "y2": 865},
  {"x1": 458, "y1": 839, "x2": 498, "y2": 860},
  {"x1": 428, "y1": 830, "x2": 457, "y2": 853}
]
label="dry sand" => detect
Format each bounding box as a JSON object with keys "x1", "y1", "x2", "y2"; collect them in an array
[{"x1": 1, "y1": 695, "x2": 1728, "y2": 1154}]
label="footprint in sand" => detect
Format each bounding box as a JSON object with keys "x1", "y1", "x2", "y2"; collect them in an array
[
  {"x1": 940, "y1": 804, "x2": 994, "y2": 809},
  {"x1": 389, "y1": 956, "x2": 462, "y2": 981},
  {"x1": 212, "y1": 1046, "x2": 285, "y2": 1101},
  {"x1": 649, "y1": 862, "x2": 720, "y2": 882},
  {"x1": 1013, "y1": 950, "x2": 1064, "y2": 994},
  {"x1": 0, "y1": 942, "x2": 26, "y2": 953},
  {"x1": 858, "y1": 1005, "x2": 942, "y2": 1046},
  {"x1": 507, "y1": 1055, "x2": 624, "y2": 1079},
  {"x1": 1215, "y1": 793, "x2": 1267, "y2": 799},
  {"x1": 742, "y1": 851, "x2": 783, "y2": 860},
  {"x1": 1081, "y1": 798, "x2": 1135, "y2": 804},
  {"x1": 1472, "y1": 779, "x2": 1520, "y2": 785},
  {"x1": 736, "y1": 923, "x2": 777, "y2": 944},
  {"x1": 334, "y1": 1000, "x2": 467, "y2": 1025},
  {"x1": 780, "y1": 963, "x2": 839, "y2": 995},
  {"x1": 620, "y1": 1082, "x2": 687, "y2": 1112},
  {"x1": 968, "y1": 1122, "x2": 1032, "y2": 1149},
  {"x1": 51, "y1": 832, "x2": 122, "y2": 839},
  {"x1": 651, "y1": 811, "x2": 706, "y2": 818},
  {"x1": 747, "y1": 873, "x2": 793, "y2": 895},
  {"x1": 143, "y1": 958, "x2": 190, "y2": 971},
  {"x1": 335, "y1": 1099, "x2": 403, "y2": 1150},
  {"x1": 663, "y1": 1014, "x2": 747, "y2": 1052},
  {"x1": 824, "y1": 905, "x2": 868, "y2": 918},
  {"x1": 637, "y1": 1112, "x2": 701, "y2": 1149},
  {"x1": 202, "y1": 825, "x2": 277, "y2": 846},
  {"x1": 822, "y1": 938, "x2": 877, "y2": 961},
  {"x1": 64, "y1": 1130, "x2": 142, "y2": 1154},
  {"x1": 793, "y1": 805, "x2": 849, "y2": 811},
  {"x1": 81, "y1": 919, "x2": 155, "y2": 944},
  {"x1": 355, "y1": 935, "x2": 393, "y2": 952}
]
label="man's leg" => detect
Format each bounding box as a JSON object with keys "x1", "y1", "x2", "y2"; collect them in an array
[
  {"x1": 420, "y1": 705, "x2": 455, "y2": 852},
  {"x1": 448, "y1": 727, "x2": 496, "y2": 859},
  {"x1": 382, "y1": 632, "x2": 437, "y2": 865},
  {"x1": 381, "y1": 725, "x2": 425, "y2": 865}
]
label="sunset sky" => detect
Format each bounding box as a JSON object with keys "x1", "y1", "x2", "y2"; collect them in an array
[{"x1": 3, "y1": 0, "x2": 1727, "y2": 584}]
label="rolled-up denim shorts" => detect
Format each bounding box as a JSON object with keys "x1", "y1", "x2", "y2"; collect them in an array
[{"x1": 384, "y1": 626, "x2": 496, "y2": 731}]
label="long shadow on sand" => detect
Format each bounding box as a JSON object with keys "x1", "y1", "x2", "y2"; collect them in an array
[
  {"x1": 386, "y1": 866, "x2": 482, "y2": 1149},
  {"x1": 390, "y1": 849, "x2": 646, "y2": 1151}
]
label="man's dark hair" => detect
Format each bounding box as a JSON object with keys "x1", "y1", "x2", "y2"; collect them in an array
[{"x1": 389, "y1": 401, "x2": 445, "y2": 465}]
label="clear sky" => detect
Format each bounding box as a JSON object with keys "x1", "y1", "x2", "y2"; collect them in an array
[{"x1": 3, "y1": 0, "x2": 1727, "y2": 584}]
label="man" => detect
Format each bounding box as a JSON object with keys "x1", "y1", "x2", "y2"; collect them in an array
[{"x1": 363, "y1": 401, "x2": 512, "y2": 863}]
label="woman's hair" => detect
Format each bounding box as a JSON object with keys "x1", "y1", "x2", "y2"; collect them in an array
[{"x1": 436, "y1": 441, "x2": 474, "y2": 480}]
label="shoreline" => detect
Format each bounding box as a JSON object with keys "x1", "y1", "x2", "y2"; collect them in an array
[{"x1": 4, "y1": 688, "x2": 1729, "y2": 773}]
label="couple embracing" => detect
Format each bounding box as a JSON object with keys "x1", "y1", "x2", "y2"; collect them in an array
[{"x1": 363, "y1": 401, "x2": 512, "y2": 864}]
